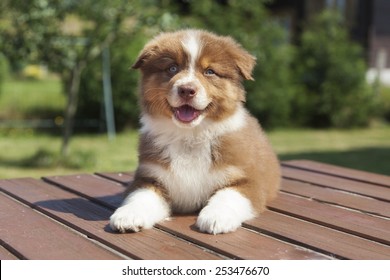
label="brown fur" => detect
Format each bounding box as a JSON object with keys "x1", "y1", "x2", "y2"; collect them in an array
[{"x1": 212, "y1": 113, "x2": 280, "y2": 213}]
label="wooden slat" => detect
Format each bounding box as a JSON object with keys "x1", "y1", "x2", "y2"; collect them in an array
[
  {"x1": 94, "y1": 172, "x2": 133, "y2": 185},
  {"x1": 244, "y1": 211, "x2": 390, "y2": 260},
  {"x1": 0, "y1": 178, "x2": 221, "y2": 260},
  {"x1": 43, "y1": 174, "x2": 124, "y2": 208},
  {"x1": 269, "y1": 193, "x2": 390, "y2": 245},
  {"x1": 95, "y1": 172, "x2": 134, "y2": 187},
  {"x1": 158, "y1": 215, "x2": 329, "y2": 260},
  {"x1": 283, "y1": 160, "x2": 390, "y2": 187},
  {"x1": 0, "y1": 193, "x2": 122, "y2": 260},
  {"x1": 0, "y1": 245, "x2": 19, "y2": 260},
  {"x1": 44, "y1": 173, "x2": 331, "y2": 260},
  {"x1": 282, "y1": 167, "x2": 390, "y2": 202},
  {"x1": 281, "y1": 178, "x2": 390, "y2": 218}
]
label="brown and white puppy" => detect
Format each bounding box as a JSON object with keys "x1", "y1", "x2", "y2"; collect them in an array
[{"x1": 110, "y1": 29, "x2": 280, "y2": 234}]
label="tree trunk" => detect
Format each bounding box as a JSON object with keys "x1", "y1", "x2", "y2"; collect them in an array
[
  {"x1": 61, "y1": 61, "x2": 86, "y2": 157},
  {"x1": 59, "y1": 10, "x2": 123, "y2": 158}
]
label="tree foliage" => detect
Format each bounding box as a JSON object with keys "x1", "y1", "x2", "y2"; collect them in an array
[
  {"x1": 1, "y1": 1, "x2": 376, "y2": 134},
  {"x1": 0, "y1": 52, "x2": 8, "y2": 94},
  {"x1": 1, "y1": 0, "x2": 136, "y2": 155},
  {"x1": 293, "y1": 9, "x2": 374, "y2": 128},
  {"x1": 78, "y1": 35, "x2": 146, "y2": 130}
]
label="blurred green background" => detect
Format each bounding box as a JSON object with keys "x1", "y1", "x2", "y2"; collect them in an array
[{"x1": 0, "y1": 0, "x2": 389, "y2": 178}]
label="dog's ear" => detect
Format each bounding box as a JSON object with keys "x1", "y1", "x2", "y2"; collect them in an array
[
  {"x1": 132, "y1": 50, "x2": 151, "y2": 69},
  {"x1": 132, "y1": 42, "x2": 159, "y2": 69},
  {"x1": 223, "y1": 36, "x2": 256, "y2": 81},
  {"x1": 236, "y1": 52, "x2": 256, "y2": 81}
]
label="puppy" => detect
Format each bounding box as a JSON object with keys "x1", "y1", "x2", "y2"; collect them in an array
[{"x1": 110, "y1": 29, "x2": 280, "y2": 234}]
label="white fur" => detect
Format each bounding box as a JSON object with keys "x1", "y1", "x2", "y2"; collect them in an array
[
  {"x1": 167, "y1": 31, "x2": 210, "y2": 128},
  {"x1": 181, "y1": 31, "x2": 201, "y2": 70},
  {"x1": 110, "y1": 188, "x2": 170, "y2": 232},
  {"x1": 196, "y1": 188, "x2": 255, "y2": 234},
  {"x1": 139, "y1": 106, "x2": 247, "y2": 213}
]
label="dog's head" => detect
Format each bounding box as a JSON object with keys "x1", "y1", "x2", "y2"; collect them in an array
[{"x1": 133, "y1": 29, "x2": 256, "y2": 128}]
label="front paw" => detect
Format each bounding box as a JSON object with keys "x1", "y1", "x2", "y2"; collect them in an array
[
  {"x1": 109, "y1": 188, "x2": 170, "y2": 233},
  {"x1": 196, "y1": 206, "x2": 242, "y2": 234},
  {"x1": 110, "y1": 204, "x2": 153, "y2": 232},
  {"x1": 196, "y1": 188, "x2": 255, "y2": 234}
]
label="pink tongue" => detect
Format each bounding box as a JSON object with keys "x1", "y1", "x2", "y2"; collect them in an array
[{"x1": 175, "y1": 105, "x2": 200, "y2": 123}]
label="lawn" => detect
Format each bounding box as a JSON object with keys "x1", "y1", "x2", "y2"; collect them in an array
[
  {"x1": 0, "y1": 77, "x2": 389, "y2": 178},
  {"x1": 0, "y1": 77, "x2": 64, "y2": 120},
  {"x1": 0, "y1": 130, "x2": 139, "y2": 179},
  {"x1": 271, "y1": 126, "x2": 390, "y2": 175}
]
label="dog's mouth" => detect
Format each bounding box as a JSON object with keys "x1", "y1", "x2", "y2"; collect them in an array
[{"x1": 173, "y1": 105, "x2": 203, "y2": 123}]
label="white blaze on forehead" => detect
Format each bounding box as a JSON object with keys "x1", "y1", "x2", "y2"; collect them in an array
[
  {"x1": 168, "y1": 31, "x2": 210, "y2": 121},
  {"x1": 181, "y1": 31, "x2": 201, "y2": 71}
]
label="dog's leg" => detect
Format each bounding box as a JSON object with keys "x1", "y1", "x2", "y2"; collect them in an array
[
  {"x1": 110, "y1": 187, "x2": 170, "y2": 233},
  {"x1": 196, "y1": 188, "x2": 255, "y2": 234}
]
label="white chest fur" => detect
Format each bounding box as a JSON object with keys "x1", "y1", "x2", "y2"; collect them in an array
[
  {"x1": 160, "y1": 138, "x2": 218, "y2": 213},
  {"x1": 139, "y1": 107, "x2": 246, "y2": 213}
]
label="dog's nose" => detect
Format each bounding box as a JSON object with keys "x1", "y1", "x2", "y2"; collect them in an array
[{"x1": 178, "y1": 85, "x2": 197, "y2": 99}]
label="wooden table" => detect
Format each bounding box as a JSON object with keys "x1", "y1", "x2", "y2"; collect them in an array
[{"x1": 1, "y1": 160, "x2": 389, "y2": 260}]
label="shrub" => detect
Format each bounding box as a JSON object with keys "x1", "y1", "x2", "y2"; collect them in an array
[
  {"x1": 22, "y1": 64, "x2": 48, "y2": 80},
  {"x1": 293, "y1": 9, "x2": 374, "y2": 128},
  {"x1": 378, "y1": 86, "x2": 390, "y2": 122},
  {"x1": 245, "y1": 24, "x2": 297, "y2": 128},
  {"x1": 0, "y1": 52, "x2": 9, "y2": 94},
  {"x1": 78, "y1": 34, "x2": 147, "y2": 130}
]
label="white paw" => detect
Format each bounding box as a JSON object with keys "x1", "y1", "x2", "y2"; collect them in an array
[
  {"x1": 196, "y1": 188, "x2": 255, "y2": 234},
  {"x1": 110, "y1": 188, "x2": 170, "y2": 233}
]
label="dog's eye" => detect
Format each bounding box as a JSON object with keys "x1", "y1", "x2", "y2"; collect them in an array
[
  {"x1": 167, "y1": 65, "x2": 179, "y2": 74},
  {"x1": 204, "y1": 68, "x2": 216, "y2": 76}
]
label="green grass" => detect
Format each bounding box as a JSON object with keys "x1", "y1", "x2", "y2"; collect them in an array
[
  {"x1": 270, "y1": 126, "x2": 390, "y2": 175},
  {"x1": 0, "y1": 77, "x2": 65, "y2": 119},
  {"x1": 0, "y1": 130, "x2": 139, "y2": 179}
]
